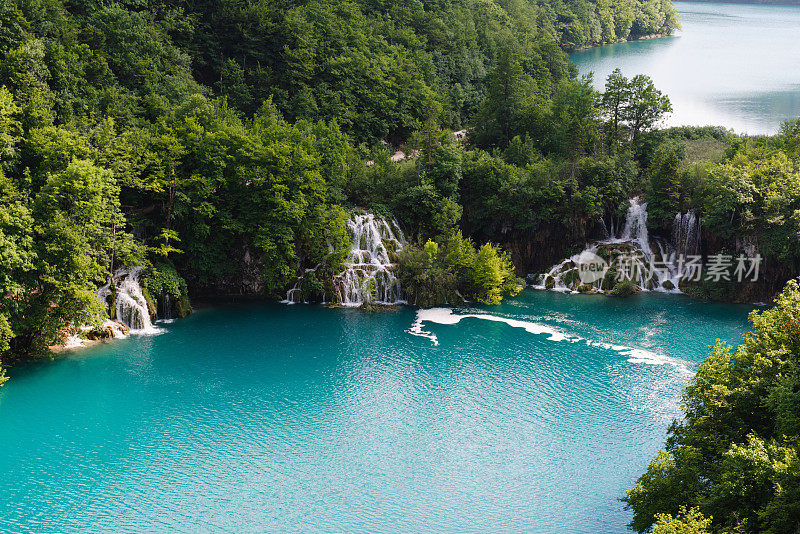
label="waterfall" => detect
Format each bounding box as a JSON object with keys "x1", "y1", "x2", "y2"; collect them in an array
[
  {"x1": 281, "y1": 213, "x2": 407, "y2": 306},
  {"x1": 671, "y1": 211, "x2": 701, "y2": 257},
  {"x1": 282, "y1": 265, "x2": 323, "y2": 305},
  {"x1": 534, "y1": 197, "x2": 682, "y2": 294},
  {"x1": 608, "y1": 196, "x2": 651, "y2": 257},
  {"x1": 97, "y1": 267, "x2": 158, "y2": 333},
  {"x1": 334, "y1": 214, "x2": 406, "y2": 306}
]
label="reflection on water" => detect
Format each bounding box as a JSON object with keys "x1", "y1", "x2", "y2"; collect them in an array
[
  {"x1": 571, "y1": 1, "x2": 800, "y2": 134},
  {"x1": 0, "y1": 292, "x2": 755, "y2": 533}
]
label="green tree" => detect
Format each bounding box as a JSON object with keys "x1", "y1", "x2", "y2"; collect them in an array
[
  {"x1": 646, "y1": 140, "x2": 685, "y2": 227},
  {"x1": 471, "y1": 242, "x2": 522, "y2": 304},
  {"x1": 550, "y1": 74, "x2": 600, "y2": 161},
  {"x1": 624, "y1": 74, "x2": 672, "y2": 145},
  {"x1": 625, "y1": 278, "x2": 800, "y2": 533},
  {"x1": 652, "y1": 507, "x2": 712, "y2": 534},
  {"x1": 472, "y1": 42, "x2": 535, "y2": 148},
  {"x1": 601, "y1": 68, "x2": 630, "y2": 148},
  {"x1": 15, "y1": 158, "x2": 138, "y2": 354}
]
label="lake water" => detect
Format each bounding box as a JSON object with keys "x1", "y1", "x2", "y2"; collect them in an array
[
  {"x1": 0, "y1": 291, "x2": 755, "y2": 532},
  {"x1": 570, "y1": 1, "x2": 800, "y2": 134}
]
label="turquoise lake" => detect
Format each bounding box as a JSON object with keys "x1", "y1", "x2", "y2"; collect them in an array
[
  {"x1": 571, "y1": 1, "x2": 800, "y2": 134},
  {"x1": 0, "y1": 291, "x2": 756, "y2": 532}
]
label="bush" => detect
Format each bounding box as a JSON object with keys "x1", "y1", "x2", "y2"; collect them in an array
[
  {"x1": 398, "y1": 231, "x2": 523, "y2": 307},
  {"x1": 680, "y1": 278, "x2": 736, "y2": 302},
  {"x1": 144, "y1": 262, "x2": 192, "y2": 318},
  {"x1": 611, "y1": 279, "x2": 639, "y2": 297},
  {"x1": 652, "y1": 507, "x2": 712, "y2": 534}
]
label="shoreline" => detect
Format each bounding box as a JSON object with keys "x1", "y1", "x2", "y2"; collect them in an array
[
  {"x1": 673, "y1": 0, "x2": 800, "y2": 5},
  {"x1": 50, "y1": 320, "x2": 132, "y2": 353},
  {"x1": 569, "y1": 33, "x2": 673, "y2": 53}
]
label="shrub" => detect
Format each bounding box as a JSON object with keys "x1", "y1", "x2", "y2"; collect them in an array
[
  {"x1": 398, "y1": 231, "x2": 522, "y2": 306},
  {"x1": 144, "y1": 262, "x2": 192, "y2": 318},
  {"x1": 611, "y1": 279, "x2": 638, "y2": 297},
  {"x1": 624, "y1": 279, "x2": 800, "y2": 533}
]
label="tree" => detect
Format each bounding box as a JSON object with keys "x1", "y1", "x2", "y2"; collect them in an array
[
  {"x1": 0, "y1": 171, "x2": 35, "y2": 361},
  {"x1": 646, "y1": 140, "x2": 685, "y2": 227},
  {"x1": 471, "y1": 242, "x2": 522, "y2": 305},
  {"x1": 550, "y1": 74, "x2": 600, "y2": 161},
  {"x1": 11, "y1": 159, "x2": 139, "y2": 355},
  {"x1": 778, "y1": 118, "x2": 800, "y2": 160},
  {"x1": 472, "y1": 42, "x2": 536, "y2": 148},
  {"x1": 652, "y1": 507, "x2": 712, "y2": 534},
  {"x1": 624, "y1": 74, "x2": 672, "y2": 145},
  {"x1": 601, "y1": 68, "x2": 630, "y2": 148},
  {"x1": 624, "y1": 278, "x2": 800, "y2": 533}
]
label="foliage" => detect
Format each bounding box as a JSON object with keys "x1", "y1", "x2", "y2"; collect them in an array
[
  {"x1": 601, "y1": 68, "x2": 672, "y2": 148},
  {"x1": 0, "y1": 0, "x2": 790, "y2": 395},
  {"x1": 624, "y1": 278, "x2": 800, "y2": 533},
  {"x1": 610, "y1": 278, "x2": 638, "y2": 297},
  {"x1": 143, "y1": 261, "x2": 191, "y2": 318},
  {"x1": 398, "y1": 231, "x2": 523, "y2": 307},
  {"x1": 144, "y1": 262, "x2": 188, "y2": 300},
  {"x1": 646, "y1": 140, "x2": 686, "y2": 228},
  {"x1": 652, "y1": 507, "x2": 712, "y2": 534}
]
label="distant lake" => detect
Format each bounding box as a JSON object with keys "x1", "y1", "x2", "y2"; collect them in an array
[{"x1": 571, "y1": 1, "x2": 800, "y2": 134}]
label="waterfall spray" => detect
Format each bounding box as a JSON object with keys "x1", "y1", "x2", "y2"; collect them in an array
[
  {"x1": 535, "y1": 198, "x2": 689, "y2": 294},
  {"x1": 671, "y1": 211, "x2": 701, "y2": 257},
  {"x1": 281, "y1": 213, "x2": 407, "y2": 306},
  {"x1": 97, "y1": 267, "x2": 158, "y2": 333},
  {"x1": 334, "y1": 214, "x2": 406, "y2": 306}
]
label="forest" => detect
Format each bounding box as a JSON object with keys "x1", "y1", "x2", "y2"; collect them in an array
[
  {"x1": 0, "y1": 0, "x2": 798, "y2": 364},
  {"x1": 0, "y1": 0, "x2": 682, "y2": 362},
  {"x1": 0, "y1": 0, "x2": 799, "y2": 530}
]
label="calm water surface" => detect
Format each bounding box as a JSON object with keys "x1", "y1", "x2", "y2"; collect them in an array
[
  {"x1": 571, "y1": 1, "x2": 800, "y2": 134},
  {"x1": 0, "y1": 291, "x2": 755, "y2": 532}
]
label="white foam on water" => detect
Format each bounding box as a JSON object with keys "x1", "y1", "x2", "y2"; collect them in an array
[
  {"x1": 408, "y1": 308, "x2": 692, "y2": 373},
  {"x1": 408, "y1": 308, "x2": 574, "y2": 347}
]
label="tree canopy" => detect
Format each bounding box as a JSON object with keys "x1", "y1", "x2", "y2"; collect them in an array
[{"x1": 625, "y1": 279, "x2": 800, "y2": 533}]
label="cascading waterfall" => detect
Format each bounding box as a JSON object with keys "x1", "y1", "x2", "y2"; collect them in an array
[
  {"x1": 534, "y1": 197, "x2": 686, "y2": 294},
  {"x1": 672, "y1": 211, "x2": 701, "y2": 257},
  {"x1": 612, "y1": 197, "x2": 652, "y2": 257},
  {"x1": 281, "y1": 213, "x2": 407, "y2": 306},
  {"x1": 334, "y1": 214, "x2": 406, "y2": 306},
  {"x1": 97, "y1": 267, "x2": 158, "y2": 333},
  {"x1": 282, "y1": 265, "x2": 324, "y2": 305}
]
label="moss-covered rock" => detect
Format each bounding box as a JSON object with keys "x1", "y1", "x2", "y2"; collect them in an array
[
  {"x1": 144, "y1": 262, "x2": 192, "y2": 319},
  {"x1": 142, "y1": 287, "x2": 157, "y2": 318},
  {"x1": 562, "y1": 269, "x2": 579, "y2": 288},
  {"x1": 611, "y1": 279, "x2": 639, "y2": 297},
  {"x1": 601, "y1": 267, "x2": 618, "y2": 291}
]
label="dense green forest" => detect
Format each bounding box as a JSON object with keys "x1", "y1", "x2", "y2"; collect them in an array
[
  {"x1": 0, "y1": 0, "x2": 797, "y2": 360},
  {"x1": 0, "y1": 0, "x2": 679, "y2": 363},
  {"x1": 0, "y1": 0, "x2": 796, "y2": 356},
  {"x1": 1, "y1": 0, "x2": 800, "y2": 530}
]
